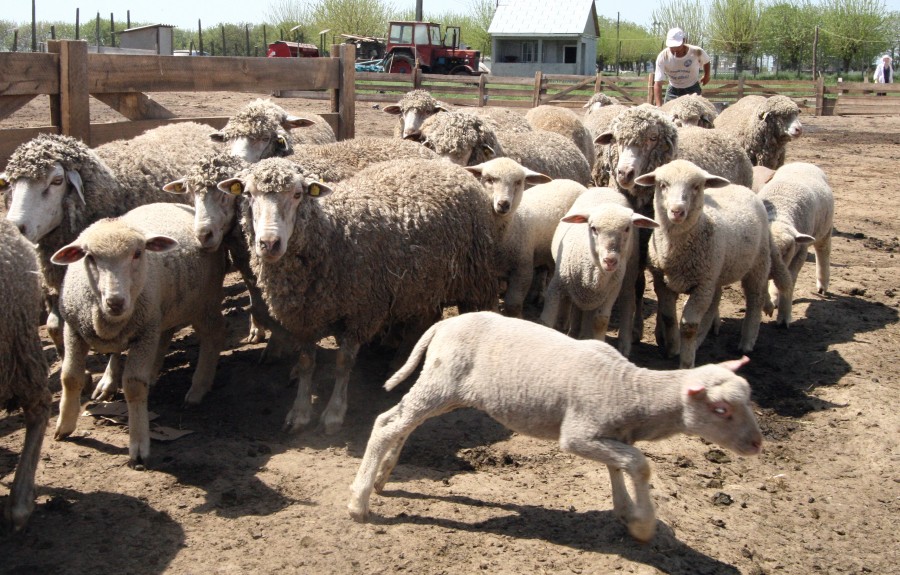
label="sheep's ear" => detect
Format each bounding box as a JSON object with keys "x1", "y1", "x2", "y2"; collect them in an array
[
  {"x1": 209, "y1": 132, "x2": 227, "y2": 143},
  {"x1": 144, "y1": 235, "x2": 179, "y2": 253},
  {"x1": 794, "y1": 233, "x2": 816, "y2": 246},
  {"x1": 482, "y1": 145, "x2": 496, "y2": 160},
  {"x1": 66, "y1": 169, "x2": 85, "y2": 205},
  {"x1": 686, "y1": 384, "x2": 707, "y2": 398},
  {"x1": 633, "y1": 172, "x2": 657, "y2": 187},
  {"x1": 306, "y1": 181, "x2": 333, "y2": 199},
  {"x1": 719, "y1": 356, "x2": 750, "y2": 373},
  {"x1": 435, "y1": 103, "x2": 452, "y2": 113},
  {"x1": 162, "y1": 178, "x2": 188, "y2": 194},
  {"x1": 0, "y1": 173, "x2": 10, "y2": 192},
  {"x1": 383, "y1": 104, "x2": 402, "y2": 115},
  {"x1": 217, "y1": 177, "x2": 245, "y2": 195},
  {"x1": 51, "y1": 244, "x2": 87, "y2": 265},
  {"x1": 274, "y1": 133, "x2": 293, "y2": 156},
  {"x1": 594, "y1": 132, "x2": 614, "y2": 145},
  {"x1": 283, "y1": 116, "x2": 315, "y2": 130},
  {"x1": 464, "y1": 164, "x2": 485, "y2": 178},
  {"x1": 524, "y1": 169, "x2": 552, "y2": 187},
  {"x1": 561, "y1": 213, "x2": 589, "y2": 224},
  {"x1": 704, "y1": 174, "x2": 731, "y2": 188},
  {"x1": 631, "y1": 214, "x2": 659, "y2": 229}
]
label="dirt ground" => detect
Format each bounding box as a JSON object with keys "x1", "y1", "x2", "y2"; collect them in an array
[{"x1": 1, "y1": 92, "x2": 898, "y2": 575}]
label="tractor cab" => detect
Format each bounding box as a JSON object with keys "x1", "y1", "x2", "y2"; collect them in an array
[{"x1": 383, "y1": 21, "x2": 480, "y2": 75}]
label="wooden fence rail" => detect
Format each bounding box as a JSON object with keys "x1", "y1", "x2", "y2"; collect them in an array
[{"x1": 0, "y1": 40, "x2": 356, "y2": 168}]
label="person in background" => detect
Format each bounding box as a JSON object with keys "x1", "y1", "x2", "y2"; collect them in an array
[
  {"x1": 653, "y1": 27, "x2": 711, "y2": 106},
  {"x1": 874, "y1": 54, "x2": 893, "y2": 84}
]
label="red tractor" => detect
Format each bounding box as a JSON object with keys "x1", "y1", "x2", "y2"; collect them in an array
[
  {"x1": 383, "y1": 21, "x2": 481, "y2": 75},
  {"x1": 266, "y1": 41, "x2": 320, "y2": 58}
]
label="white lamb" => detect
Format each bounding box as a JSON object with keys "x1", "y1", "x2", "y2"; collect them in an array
[
  {"x1": 540, "y1": 188, "x2": 658, "y2": 357},
  {"x1": 759, "y1": 162, "x2": 834, "y2": 326},
  {"x1": 634, "y1": 160, "x2": 772, "y2": 369},
  {"x1": 348, "y1": 312, "x2": 763, "y2": 543}
]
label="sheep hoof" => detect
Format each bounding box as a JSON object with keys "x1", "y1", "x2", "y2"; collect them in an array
[
  {"x1": 245, "y1": 328, "x2": 266, "y2": 344},
  {"x1": 347, "y1": 500, "x2": 369, "y2": 523},
  {"x1": 627, "y1": 518, "x2": 657, "y2": 543}
]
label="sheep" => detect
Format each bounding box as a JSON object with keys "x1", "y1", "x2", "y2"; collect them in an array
[
  {"x1": 460, "y1": 107, "x2": 533, "y2": 133},
  {"x1": 347, "y1": 311, "x2": 763, "y2": 543},
  {"x1": 713, "y1": 95, "x2": 802, "y2": 169},
  {"x1": 751, "y1": 165, "x2": 776, "y2": 193},
  {"x1": 583, "y1": 92, "x2": 621, "y2": 114},
  {"x1": 676, "y1": 126, "x2": 754, "y2": 190},
  {"x1": 584, "y1": 104, "x2": 629, "y2": 186},
  {"x1": 0, "y1": 219, "x2": 51, "y2": 531},
  {"x1": 462, "y1": 157, "x2": 554, "y2": 316},
  {"x1": 383, "y1": 89, "x2": 453, "y2": 140},
  {"x1": 540, "y1": 188, "x2": 659, "y2": 358},
  {"x1": 1, "y1": 133, "x2": 187, "y2": 353},
  {"x1": 51, "y1": 202, "x2": 228, "y2": 466},
  {"x1": 634, "y1": 160, "x2": 773, "y2": 369},
  {"x1": 217, "y1": 157, "x2": 497, "y2": 434},
  {"x1": 758, "y1": 162, "x2": 834, "y2": 326},
  {"x1": 419, "y1": 111, "x2": 592, "y2": 184},
  {"x1": 211, "y1": 98, "x2": 336, "y2": 162},
  {"x1": 659, "y1": 94, "x2": 718, "y2": 128},
  {"x1": 525, "y1": 105, "x2": 596, "y2": 166},
  {"x1": 290, "y1": 136, "x2": 439, "y2": 182}
]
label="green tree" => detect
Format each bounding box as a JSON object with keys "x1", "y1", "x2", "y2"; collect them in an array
[
  {"x1": 759, "y1": 0, "x2": 819, "y2": 76},
  {"x1": 821, "y1": 0, "x2": 891, "y2": 73},
  {"x1": 650, "y1": 0, "x2": 708, "y2": 48},
  {"x1": 597, "y1": 17, "x2": 658, "y2": 73},
  {"x1": 310, "y1": 0, "x2": 393, "y2": 39},
  {"x1": 266, "y1": 0, "x2": 315, "y2": 44},
  {"x1": 708, "y1": 0, "x2": 762, "y2": 75}
]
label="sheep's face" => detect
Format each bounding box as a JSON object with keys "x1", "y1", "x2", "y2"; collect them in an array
[
  {"x1": 681, "y1": 359, "x2": 763, "y2": 456},
  {"x1": 164, "y1": 178, "x2": 241, "y2": 251},
  {"x1": 601, "y1": 125, "x2": 666, "y2": 191},
  {"x1": 218, "y1": 128, "x2": 293, "y2": 163},
  {"x1": 51, "y1": 222, "x2": 178, "y2": 322},
  {"x1": 778, "y1": 112, "x2": 803, "y2": 140},
  {"x1": 562, "y1": 207, "x2": 658, "y2": 273},
  {"x1": 770, "y1": 221, "x2": 815, "y2": 268},
  {"x1": 384, "y1": 96, "x2": 449, "y2": 140},
  {"x1": 220, "y1": 160, "x2": 333, "y2": 263},
  {"x1": 3, "y1": 162, "x2": 83, "y2": 243},
  {"x1": 465, "y1": 159, "x2": 551, "y2": 218},
  {"x1": 635, "y1": 160, "x2": 730, "y2": 226}
]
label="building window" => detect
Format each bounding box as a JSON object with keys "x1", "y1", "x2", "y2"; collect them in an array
[
  {"x1": 564, "y1": 45, "x2": 577, "y2": 64},
  {"x1": 521, "y1": 41, "x2": 537, "y2": 63}
]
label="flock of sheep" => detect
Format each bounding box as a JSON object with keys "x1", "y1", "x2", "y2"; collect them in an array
[{"x1": 0, "y1": 87, "x2": 833, "y2": 543}]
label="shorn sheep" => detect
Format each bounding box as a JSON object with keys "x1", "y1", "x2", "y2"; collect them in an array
[
  {"x1": 51, "y1": 203, "x2": 228, "y2": 466},
  {"x1": 635, "y1": 160, "x2": 773, "y2": 369},
  {"x1": 217, "y1": 157, "x2": 497, "y2": 434},
  {"x1": 659, "y1": 94, "x2": 718, "y2": 128},
  {"x1": 525, "y1": 105, "x2": 596, "y2": 166},
  {"x1": 347, "y1": 312, "x2": 763, "y2": 543},
  {"x1": 713, "y1": 94, "x2": 802, "y2": 169},
  {"x1": 211, "y1": 98, "x2": 336, "y2": 162},
  {"x1": 759, "y1": 162, "x2": 834, "y2": 326},
  {"x1": 0, "y1": 219, "x2": 51, "y2": 531},
  {"x1": 540, "y1": 187, "x2": 658, "y2": 357}
]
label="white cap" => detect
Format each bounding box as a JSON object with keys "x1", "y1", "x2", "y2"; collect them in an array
[
  {"x1": 666, "y1": 27, "x2": 685, "y2": 48},
  {"x1": 882, "y1": 54, "x2": 892, "y2": 62}
]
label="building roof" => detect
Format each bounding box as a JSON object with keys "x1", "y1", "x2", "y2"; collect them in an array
[
  {"x1": 119, "y1": 24, "x2": 175, "y2": 33},
  {"x1": 488, "y1": 0, "x2": 600, "y2": 36}
]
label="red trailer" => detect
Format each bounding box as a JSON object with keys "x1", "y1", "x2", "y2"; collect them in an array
[{"x1": 266, "y1": 41, "x2": 320, "y2": 58}]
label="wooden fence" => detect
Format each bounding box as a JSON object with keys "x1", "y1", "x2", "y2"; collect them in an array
[{"x1": 0, "y1": 40, "x2": 356, "y2": 167}]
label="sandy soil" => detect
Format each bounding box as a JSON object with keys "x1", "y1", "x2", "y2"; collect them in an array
[{"x1": 1, "y1": 92, "x2": 898, "y2": 575}]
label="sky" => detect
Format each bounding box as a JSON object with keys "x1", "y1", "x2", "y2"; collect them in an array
[
  {"x1": 11, "y1": 0, "x2": 667, "y2": 31},
  {"x1": 8, "y1": 0, "x2": 900, "y2": 31}
]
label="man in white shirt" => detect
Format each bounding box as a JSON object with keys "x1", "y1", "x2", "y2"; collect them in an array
[
  {"x1": 873, "y1": 54, "x2": 893, "y2": 84},
  {"x1": 653, "y1": 27, "x2": 711, "y2": 106}
]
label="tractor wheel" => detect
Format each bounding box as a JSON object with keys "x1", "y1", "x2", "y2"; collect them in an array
[
  {"x1": 389, "y1": 54, "x2": 415, "y2": 74},
  {"x1": 449, "y1": 65, "x2": 475, "y2": 76}
]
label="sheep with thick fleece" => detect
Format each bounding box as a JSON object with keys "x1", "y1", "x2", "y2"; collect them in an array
[
  {"x1": 525, "y1": 105, "x2": 596, "y2": 166},
  {"x1": 583, "y1": 92, "x2": 621, "y2": 113},
  {"x1": 291, "y1": 136, "x2": 438, "y2": 182},
  {"x1": 461, "y1": 107, "x2": 533, "y2": 133},
  {"x1": 495, "y1": 129, "x2": 592, "y2": 185},
  {"x1": 463, "y1": 158, "x2": 553, "y2": 317},
  {"x1": 676, "y1": 126, "x2": 754, "y2": 189},
  {"x1": 219, "y1": 157, "x2": 497, "y2": 434},
  {"x1": 347, "y1": 311, "x2": 763, "y2": 543},
  {"x1": 540, "y1": 188, "x2": 658, "y2": 357},
  {"x1": 2, "y1": 134, "x2": 187, "y2": 352},
  {"x1": 759, "y1": 162, "x2": 834, "y2": 326},
  {"x1": 383, "y1": 89, "x2": 453, "y2": 140},
  {"x1": 713, "y1": 95, "x2": 802, "y2": 169},
  {"x1": 419, "y1": 111, "x2": 503, "y2": 166},
  {"x1": 660, "y1": 94, "x2": 718, "y2": 128},
  {"x1": 0, "y1": 219, "x2": 51, "y2": 531},
  {"x1": 51, "y1": 203, "x2": 228, "y2": 466},
  {"x1": 211, "y1": 98, "x2": 336, "y2": 162},
  {"x1": 635, "y1": 160, "x2": 773, "y2": 369},
  {"x1": 585, "y1": 104, "x2": 629, "y2": 186}
]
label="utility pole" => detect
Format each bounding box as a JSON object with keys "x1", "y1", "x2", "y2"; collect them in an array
[
  {"x1": 416, "y1": 0, "x2": 423, "y2": 21},
  {"x1": 615, "y1": 12, "x2": 620, "y2": 76},
  {"x1": 812, "y1": 25, "x2": 819, "y2": 79}
]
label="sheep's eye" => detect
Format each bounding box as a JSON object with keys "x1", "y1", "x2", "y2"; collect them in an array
[
  {"x1": 293, "y1": 190, "x2": 304, "y2": 199},
  {"x1": 51, "y1": 176, "x2": 64, "y2": 186},
  {"x1": 85, "y1": 254, "x2": 95, "y2": 266},
  {"x1": 589, "y1": 225, "x2": 597, "y2": 234},
  {"x1": 133, "y1": 249, "x2": 142, "y2": 260},
  {"x1": 484, "y1": 177, "x2": 493, "y2": 184},
  {"x1": 625, "y1": 226, "x2": 631, "y2": 234}
]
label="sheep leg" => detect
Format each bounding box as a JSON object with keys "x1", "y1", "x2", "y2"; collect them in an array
[
  {"x1": 696, "y1": 287, "x2": 723, "y2": 349},
  {"x1": 284, "y1": 343, "x2": 317, "y2": 433},
  {"x1": 738, "y1": 271, "x2": 768, "y2": 354},
  {"x1": 55, "y1": 329, "x2": 90, "y2": 440},
  {"x1": 46, "y1": 304, "x2": 64, "y2": 356},
  {"x1": 679, "y1": 287, "x2": 717, "y2": 369},
  {"x1": 184, "y1": 310, "x2": 226, "y2": 406},
  {"x1": 6, "y1": 390, "x2": 51, "y2": 531},
  {"x1": 151, "y1": 328, "x2": 177, "y2": 385},
  {"x1": 122, "y1": 333, "x2": 160, "y2": 467},
  {"x1": 539, "y1": 273, "x2": 563, "y2": 331},
  {"x1": 501, "y1": 261, "x2": 532, "y2": 318},
  {"x1": 568, "y1": 306, "x2": 585, "y2": 339},
  {"x1": 616, "y1": 253, "x2": 641, "y2": 355},
  {"x1": 652, "y1": 272, "x2": 680, "y2": 359},
  {"x1": 92, "y1": 353, "x2": 125, "y2": 401},
  {"x1": 770, "y1": 247, "x2": 797, "y2": 326},
  {"x1": 606, "y1": 465, "x2": 635, "y2": 522},
  {"x1": 558, "y1": 431, "x2": 656, "y2": 542},
  {"x1": 373, "y1": 430, "x2": 412, "y2": 493},
  {"x1": 320, "y1": 339, "x2": 361, "y2": 435},
  {"x1": 815, "y1": 236, "x2": 831, "y2": 294}
]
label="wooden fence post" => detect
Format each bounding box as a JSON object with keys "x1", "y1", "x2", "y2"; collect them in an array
[
  {"x1": 815, "y1": 75, "x2": 825, "y2": 116},
  {"x1": 647, "y1": 73, "x2": 653, "y2": 104},
  {"x1": 413, "y1": 66, "x2": 422, "y2": 89},
  {"x1": 477, "y1": 73, "x2": 487, "y2": 107},
  {"x1": 532, "y1": 71, "x2": 543, "y2": 107},
  {"x1": 594, "y1": 72, "x2": 602, "y2": 92},
  {"x1": 737, "y1": 76, "x2": 745, "y2": 99},
  {"x1": 48, "y1": 40, "x2": 91, "y2": 144},
  {"x1": 332, "y1": 43, "x2": 356, "y2": 141}
]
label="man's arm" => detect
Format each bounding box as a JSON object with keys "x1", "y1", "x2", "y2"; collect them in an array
[
  {"x1": 654, "y1": 81, "x2": 664, "y2": 106},
  {"x1": 701, "y1": 62, "x2": 711, "y2": 86}
]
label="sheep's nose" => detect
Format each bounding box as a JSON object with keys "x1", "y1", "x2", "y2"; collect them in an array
[
  {"x1": 197, "y1": 226, "x2": 216, "y2": 248},
  {"x1": 669, "y1": 208, "x2": 686, "y2": 222},
  {"x1": 258, "y1": 237, "x2": 281, "y2": 254},
  {"x1": 105, "y1": 296, "x2": 125, "y2": 316},
  {"x1": 495, "y1": 199, "x2": 511, "y2": 214},
  {"x1": 617, "y1": 167, "x2": 635, "y2": 184},
  {"x1": 602, "y1": 256, "x2": 619, "y2": 270},
  {"x1": 16, "y1": 223, "x2": 27, "y2": 236}
]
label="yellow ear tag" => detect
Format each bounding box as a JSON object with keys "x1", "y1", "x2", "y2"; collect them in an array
[
  {"x1": 0, "y1": 178, "x2": 7, "y2": 188},
  {"x1": 277, "y1": 136, "x2": 287, "y2": 146},
  {"x1": 309, "y1": 183, "x2": 320, "y2": 197},
  {"x1": 174, "y1": 182, "x2": 184, "y2": 192},
  {"x1": 230, "y1": 182, "x2": 243, "y2": 195}
]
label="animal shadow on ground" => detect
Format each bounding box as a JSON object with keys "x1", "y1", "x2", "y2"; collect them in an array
[
  {"x1": 375, "y1": 489, "x2": 740, "y2": 575},
  {"x1": 0, "y1": 487, "x2": 184, "y2": 574}
]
